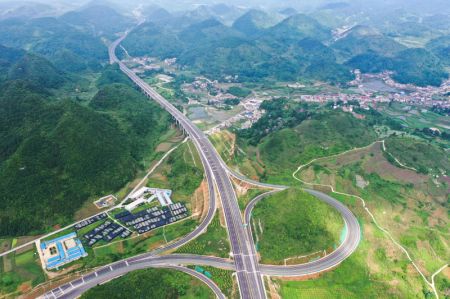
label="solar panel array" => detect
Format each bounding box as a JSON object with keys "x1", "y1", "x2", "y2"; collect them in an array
[
  {"x1": 115, "y1": 203, "x2": 188, "y2": 234},
  {"x1": 83, "y1": 220, "x2": 131, "y2": 247}
]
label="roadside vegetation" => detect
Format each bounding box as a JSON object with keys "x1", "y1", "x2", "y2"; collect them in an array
[
  {"x1": 81, "y1": 268, "x2": 214, "y2": 299},
  {"x1": 176, "y1": 213, "x2": 230, "y2": 258},
  {"x1": 188, "y1": 266, "x2": 235, "y2": 298},
  {"x1": 146, "y1": 141, "x2": 204, "y2": 203}
]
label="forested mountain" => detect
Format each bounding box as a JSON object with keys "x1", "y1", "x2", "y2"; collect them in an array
[
  {"x1": 0, "y1": 17, "x2": 108, "y2": 72},
  {"x1": 267, "y1": 13, "x2": 331, "y2": 42},
  {"x1": 0, "y1": 44, "x2": 68, "y2": 88},
  {"x1": 426, "y1": 35, "x2": 450, "y2": 66},
  {"x1": 347, "y1": 48, "x2": 449, "y2": 86},
  {"x1": 0, "y1": 51, "x2": 169, "y2": 236},
  {"x1": 123, "y1": 10, "x2": 449, "y2": 86},
  {"x1": 232, "y1": 9, "x2": 279, "y2": 36},
  {"x1": 332, "y1": 25, "x2": 406, "y2": 59},
  {"x1": 123, "y1": 14, "x2": 352, "y2": 84},
  {"x1": 59, "y1": 5, "x2": 133, "y2": 37}
]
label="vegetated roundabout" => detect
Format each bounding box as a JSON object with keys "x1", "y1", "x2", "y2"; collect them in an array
[
  {"x1": 40, "y1": 31, "x2": 361, "y2": 299},
  {"x1": 244, "y1": 186, "x2": 360, "y2": 277}
]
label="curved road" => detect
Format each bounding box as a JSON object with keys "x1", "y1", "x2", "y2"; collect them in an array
[
  {"x1": 40, "y1": 28, "x2": 361, "y2": 299},
  {"x1": 244, "y1": 189, "x2": 360, "y2": 276},
  {"x1": 109, "y1": 30, "x2": 266, "y2": 299},
  {"x1": 41, "y1": 255, "x2": 231, "y2": 299},
  {"x1": 41, "y1": 187, "x2": 360, "y2": 298}
]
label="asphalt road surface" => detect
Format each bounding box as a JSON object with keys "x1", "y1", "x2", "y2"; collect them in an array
[
  {"x1": 40, "y1": 255, "x2": 231, "y2": 299},
  {"x1": 109, "y1": 31, "x2": 266, "y2": 299},
  {"x1": 40, "y1": 188, "x2": 360, "y2": 299},
  {"x1": 39, "y1": 29, "x2": 361, "y2": 299}
]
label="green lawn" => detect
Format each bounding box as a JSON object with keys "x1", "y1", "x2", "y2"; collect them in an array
[
  {"x1": 278, "y1": 241, "x2": 396, "y2": 299},
  {"x1": 252, "y1": 188, "x2": 344, "y2": 264}
]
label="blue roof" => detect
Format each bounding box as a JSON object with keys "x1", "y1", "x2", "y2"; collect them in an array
[{"x1": 41, "y1": 232, "x2": 87, "y2": 270}]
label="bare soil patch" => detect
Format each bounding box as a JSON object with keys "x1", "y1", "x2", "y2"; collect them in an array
[{"x1": 192, "y1": 180, "x2": 209, "y2": 221}]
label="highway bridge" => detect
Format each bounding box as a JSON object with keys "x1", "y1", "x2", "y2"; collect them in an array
[
  {"x1": 109, "y1": 30, "x2": 267, "y2": 299},
  {"x1": 40, "y1": 29, "x2": 361, "y2": 299}
]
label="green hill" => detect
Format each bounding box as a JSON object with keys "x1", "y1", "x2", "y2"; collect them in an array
[
  {"x1": 179, "y1": 18, "x2": 243, "y2": 44},
  {"x1": 232, "y1": 9, "x2": 277, "y2": 36},
  {"x1": 268, "y1": 13, "x2": 332, "y2": 42},
  {"x1": 123, "y1": 14, "x2": 356, "y2": 84},
  {"x1": 122, "y1": 22, "x2": 183, "y2": 58},
  {"x1": 0, "y1": 67, "x2": 169, "y2": 237},
  {"x1": 252, "y1": 188, "x2": 343, "y2": 263},
  {"x1": 0, "y1": 45, "x2": 25, "y2": 81},
  {"x1": 332, "y1": 25, "x2": 405, "y2": 59},
  {"x1": 347, "y1": 47, "x2": 448, "y2": 86},
  {"x1": 8, "y1": 53, "x2": 67, "y2": 88},
  {"x1": 385, "y1": 136, "x2": 450, "y2": 175},
  {"x1": 0, "y1": 17, "x2": 108, "y2": 72},
  {"x1": 257, "y1": 111, "x2": 377, "y2": 171},
  {"x1": 346, "y1": 51, "x2": 394, "y2": 73},
  {"x1": 391, "y1": 48, "x2": 448, "y2": 87},
  {"x1": 59, "y1": 5, "x2": 133, "y2": 37},
  {"x1": 426, "y1": 35, "x2": 450, "y2": 66}
]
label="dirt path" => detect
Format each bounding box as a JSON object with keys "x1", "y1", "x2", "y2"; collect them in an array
[{"x1": 292, "y1": 141, "x2": 448, "y2": 299}]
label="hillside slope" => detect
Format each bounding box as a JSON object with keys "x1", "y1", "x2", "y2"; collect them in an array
[{"x1": 0, "y1": 64, "x2": 169, "y2": 237}]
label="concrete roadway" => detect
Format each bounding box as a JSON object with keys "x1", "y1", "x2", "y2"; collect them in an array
[
  {"x1": 41, "y1": 255, "x2": 232, "y2": 299},
  {"x1": 109, "y1": 32, "x2": 267, "y2": 299},
  {"x1": 40, "y1": 187, "x2": 360, "y2": 299},
  {"x1": 40, "y1": 30, "x2": 361, "y2": 299},
  {"x1": 244, "y1": 189, "x2": 360, "y2": 276}
]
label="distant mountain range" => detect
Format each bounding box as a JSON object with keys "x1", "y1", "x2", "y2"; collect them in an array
[{"x1": 122, "y1": 7, "x2": 448, "y2": 86}]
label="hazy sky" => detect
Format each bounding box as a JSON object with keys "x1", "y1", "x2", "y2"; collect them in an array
[{"x1": 0, "y1": 0, "x2": 449, "y2": 15}]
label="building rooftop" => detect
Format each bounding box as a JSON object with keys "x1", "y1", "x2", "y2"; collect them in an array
[{"x1": 40, "y1": 232, "x2": 87, "y2": 270}]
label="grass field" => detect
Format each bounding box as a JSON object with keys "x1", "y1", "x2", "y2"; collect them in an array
[
  {"x1": 251, "y1": 188, "x2": 344, "y2": 264},
  {"x1": 176, "y1": 213, "x2": 230, "y2": 258},
  {"x1": 81, "y1": 268, "x2": 215, "y2": 299},
  {"x1": 211, "y1": 111, "x2": 378, "y2": 186},
  {"x1": 0, "y1": 246, "x2": 46, "y2": 297},
  {"x1": 278, "y1": 239, "x2": 413, "y2": 298},
  {"x1": 293, "y1": 141, "x2": 449, "y2": 297},
  {"x1": 384, "y1": 136, "x2": 450, "y2": 175},
  {"x1": 146, "y1": 141, "x2": 204, "y2": 204}
]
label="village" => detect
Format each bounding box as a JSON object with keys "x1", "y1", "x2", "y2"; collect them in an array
[{"x1": 124, "y1": 55, "x2": 449, "y2": 133}]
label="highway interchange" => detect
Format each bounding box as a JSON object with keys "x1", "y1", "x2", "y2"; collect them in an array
[{"x1": 40, "y1": 29, "x2": 361, "y2": 299}]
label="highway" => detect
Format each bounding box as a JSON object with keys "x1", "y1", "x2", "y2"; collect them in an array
[
  {"x1": 41, "y1": 255, "x2": 232, "y2": 299},
  {"x1": 40, "y1": 29, "x2": 361, "y2": 299},
  {"x1": 41, "y1": 185, "x2": 360, "y2": 298},
  {"x1": 244, "y1": 189, "x2": 360, "y2": 276},
  {"x1": 109, "y1": 31, "x2": 267, "y2": 299}
]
